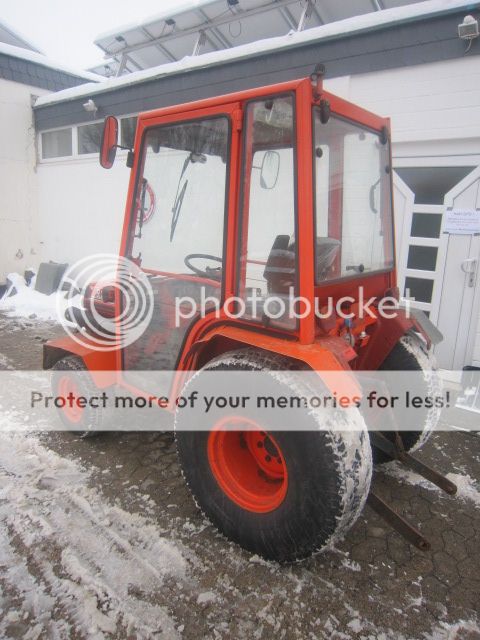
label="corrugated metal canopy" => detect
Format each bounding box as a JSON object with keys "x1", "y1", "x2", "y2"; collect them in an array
[{"x1": 93, "y1": 0, "x2": 422, "y2": 76}]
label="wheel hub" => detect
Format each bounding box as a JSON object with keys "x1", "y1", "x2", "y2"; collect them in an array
[{"x1": 207, "y1": 418, "x2": 288, "y2": 513}]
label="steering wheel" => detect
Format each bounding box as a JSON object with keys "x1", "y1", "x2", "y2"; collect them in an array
[{"x1": 184, "y1": 253, "x2": 222, "y2": 280}]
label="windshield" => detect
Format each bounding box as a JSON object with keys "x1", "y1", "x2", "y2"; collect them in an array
[
  {"x1": 313, "y1": 110, "x2": 394, "y2": 283},
  {"x1": 129, "y1": 116, "x2": 229, "y2": 274}
]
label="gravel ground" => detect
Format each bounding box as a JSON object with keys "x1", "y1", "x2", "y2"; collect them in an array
[{"x1": 0, "y1": 312, "x2": 479, "y2": 639}]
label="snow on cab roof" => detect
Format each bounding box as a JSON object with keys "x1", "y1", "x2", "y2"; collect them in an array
[
  {"x1": 0, "y1": 41, "x2": 104, "y2": 83},
  {"x1": 34, "y1": 0, "x2": 476, "y2": 108}
]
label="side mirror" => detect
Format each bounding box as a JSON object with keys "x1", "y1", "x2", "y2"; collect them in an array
[
  {"x1": 100, "y1": 115, "x2": 119, "y2": 169},
  {"x1": 260, "y1": 150, "x2": 280, "y2": 189}
]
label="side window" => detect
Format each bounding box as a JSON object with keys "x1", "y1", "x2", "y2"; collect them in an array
[
  {"x1": 238, "y1": 96, "x2": 296, "y2": 329},
  {"x1": 78, "y1": 122, "x2": 103, "y2": 154},
  {"x1": 41, "y1": 128, "x2": 72, "y2": 159},
  {"x1": 121, "y1": 117, "x2": 138, "y2": 149},
  {"x1": 313, "y1": 113, "x2": 394, "y2": 282}
]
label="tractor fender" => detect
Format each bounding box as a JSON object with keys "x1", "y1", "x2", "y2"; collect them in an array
[
  {"x1": 355, "y1": 308, "x2": 437, "y2": 370},
  {"x1": 184, "y1": 325, "x2": 362, "y2": 400},
  {"x1": 43, "y1": 335, "x2": 117, "y2": 388}
]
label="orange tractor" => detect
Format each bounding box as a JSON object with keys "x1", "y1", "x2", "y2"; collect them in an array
[{"x1": 45, "y1": 67, "x2": 455, "y2": 562}]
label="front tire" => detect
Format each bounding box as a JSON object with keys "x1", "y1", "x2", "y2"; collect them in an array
[{"x1": 175, "y1": 350, "x2": 372, "y2": 562}]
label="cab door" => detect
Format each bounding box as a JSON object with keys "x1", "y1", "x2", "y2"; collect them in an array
[{"x1": 120, "y1": 103, "x2": 240, "y2": 391}]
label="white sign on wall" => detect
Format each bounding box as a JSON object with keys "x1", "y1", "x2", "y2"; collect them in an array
[{"x1": 444, "y1": 208, "x2": 480, "y2": 235}]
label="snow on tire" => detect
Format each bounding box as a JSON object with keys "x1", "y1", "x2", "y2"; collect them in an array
[
  {"x1": 374, "y1": 332, "x2": 441, "y2": 463},
  {"x1": 175, "y1": 349, "x2": 372, "y2": 563}
]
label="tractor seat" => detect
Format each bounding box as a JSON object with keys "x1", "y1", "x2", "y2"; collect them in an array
[
  {"x1": 263, "y1": 235, "x2": 294, "y2": 295},
  {"x1": 263, "y1": 235, "x2": 341, "y2": 293}
]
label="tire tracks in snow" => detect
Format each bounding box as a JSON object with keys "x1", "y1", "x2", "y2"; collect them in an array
[{"x1": 0, "y1": 431, "x2": 193, "y2": 639}]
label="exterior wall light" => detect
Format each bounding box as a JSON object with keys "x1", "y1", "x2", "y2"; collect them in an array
[
  {"x1": 83, "y1": 99, "x2": 98, "y2": 116},
  {"x1": 458, "y1": 15, "x2": 479, "y2": 51}
]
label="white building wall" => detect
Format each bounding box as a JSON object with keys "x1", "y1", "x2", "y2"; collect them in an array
[
  {"x1": 0, "y1": 78, "x2": 48, "y2": 281},
  {"x1": 324, "y1": 56, "x2": 480, "y2": 145},
  {"x1": 37, "y1": 156, "x2": 130, "y2": 265}
]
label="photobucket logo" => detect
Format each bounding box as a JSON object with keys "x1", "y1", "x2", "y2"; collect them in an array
[
  {"x1": 56, "y1": 254, "x2": 154, "y2": 352},
  {"x1": 175, "y1": 287, "x2": 412, "y2": 327}
]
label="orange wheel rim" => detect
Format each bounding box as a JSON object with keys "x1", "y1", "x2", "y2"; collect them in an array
[
  {"x1": 207, "y1": 417, "x2": 288, "y2": 513},
  {"x1": 57, "y1": 375, "x2": 83, "y2": 424}
]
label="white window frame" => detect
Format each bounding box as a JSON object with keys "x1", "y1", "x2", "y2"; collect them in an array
[
  {"x1": 39, "y1": 125, "x2": 75, "y2": 163},
  {"x1": 38, "y1": 113, "x2": 139, "y2": 164}
]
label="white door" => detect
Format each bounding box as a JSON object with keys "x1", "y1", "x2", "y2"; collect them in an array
[
  {"x1": 393, "y1": 165, "x2": 480, "y2": 370},
  {"x1": 434, "y1": 167, "x2": 480, "y2": 369},
  {"x1": 393, "y1": 172, "x2": 444, "y2": 319},
  {"x1": 393, "y1": 173, "x2": 415, "y2": 294}
]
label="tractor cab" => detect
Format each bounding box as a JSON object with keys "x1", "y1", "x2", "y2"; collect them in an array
[{"x1": 95, "y1": 70, "x2": 400, "y2": 379}]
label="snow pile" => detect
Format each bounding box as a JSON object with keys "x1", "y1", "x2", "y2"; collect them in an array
[
  {"x1": 0, "y1": 272, "x2": 67, "y2": 323},
  {"x1": 0, "y1": 430, "x2": 190, "y2": 638},
  {"x1": 447, "y1": 472, "x2": 480, "y2": 507}
]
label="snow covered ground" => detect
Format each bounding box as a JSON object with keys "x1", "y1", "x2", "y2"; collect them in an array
[
  {"x1": 1, "y1": 425, "x2": 479, "y2": 639},
  {"x1": 0, "y1": 311, "x2": 479, "y2": 639},
  {"x1": 0, "y1": 430, "x2": 190, "y2": 639}
]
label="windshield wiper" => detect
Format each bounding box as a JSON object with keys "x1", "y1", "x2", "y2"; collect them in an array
[
  {"x1": 170, "y1": 179, "x2": 188, "y2": 241},
  {"x1": 346, "y1": 263, "x2": 365, "y2": 273},
  {"x1": 169, "y1": 154, "x2": 192, "y2": 242},
  {"x1": 369, "y1": 178, "x2": 381, "y2": 214},
  {"x1": 169, "y1": 152, "x2": 207, "y2": 242}
]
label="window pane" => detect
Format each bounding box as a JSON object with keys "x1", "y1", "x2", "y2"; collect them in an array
[
  {"x1": 314, "y1": 114, "x2": 394, "y2": 282},
  {"x1": 407, "y1": 246, "x2": 438, "y2": 271},
  {"x1": 121, "y1": 117, "x2": 137, "y2": 148},
  {"x1": 405, "y1": 276, "x2": 434, "y2": 303},
  {"x1": 411, "y1": 212, "x2": 442, "y2": 238},
  {"x1": 238, "y1": 96, "x2": 296, "y2": 330},
  {"x1": 41, "y1": 128, "x2": 72, "y2": 158},
  {"x1": 395, "y1": 167, "x2": 474, "y2": 204},
  {"x1": 125, "y1": 116, "x2": 229, "y2": 378},
  {"x1": 131, "y1": 118, "x2": 228, "y2": 272},
  {"x1": 78, "y1": 122, "x2": 103, "y2": 154}
]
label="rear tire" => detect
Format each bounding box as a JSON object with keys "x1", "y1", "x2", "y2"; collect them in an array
[
  {"x1": 175, "y1": 350, "x2": 372, "y2": 562},
  {"x1": 374, "y1": 333, "x2": 441, "y2": 463},
  {"x1": 51, "y1": 356, "x2": 103, "y2": 437}
]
